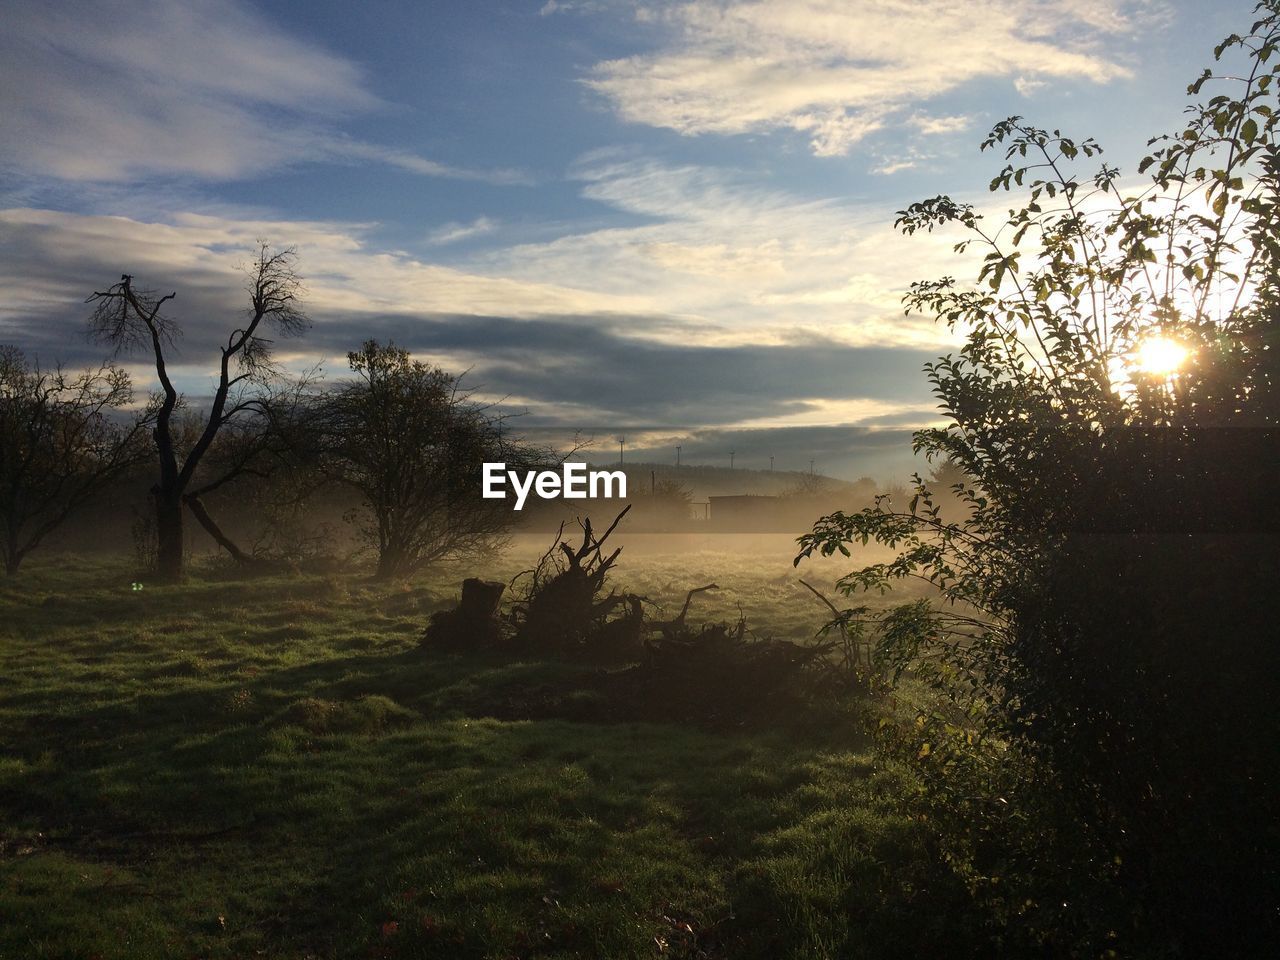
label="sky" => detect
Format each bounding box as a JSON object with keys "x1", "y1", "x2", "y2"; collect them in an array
[{"x1": 0, "y1": 0, "x2": 1250, "y2": 480}]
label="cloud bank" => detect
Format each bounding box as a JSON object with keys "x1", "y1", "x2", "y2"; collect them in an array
[
  {"x1": 584, "y1": 0, "x2": 1166, "y2": 156},
  {"x1": 0, "y1": 202, "x2": 948, "y2": 479}
]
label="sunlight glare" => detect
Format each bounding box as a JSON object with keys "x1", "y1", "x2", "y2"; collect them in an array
[{"x1": 1135, "y1": 337, "x2": 1190, "y2": 377}]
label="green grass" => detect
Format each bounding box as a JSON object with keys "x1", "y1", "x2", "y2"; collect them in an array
[{"x1": 0, "y1": 546, "x2": 972, "y2": 960}]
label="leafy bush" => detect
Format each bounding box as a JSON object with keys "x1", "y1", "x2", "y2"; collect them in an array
[{"x1": 798, "y1": 7, "x2": 1280, "y2": 956}]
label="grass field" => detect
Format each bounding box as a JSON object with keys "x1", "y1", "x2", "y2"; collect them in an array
[{"x1": 0, "y1": 536, "x2": 972, "y2": 960}]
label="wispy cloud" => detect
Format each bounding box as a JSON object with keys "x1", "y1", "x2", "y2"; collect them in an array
[
  {"x1": 425, "y1": 216, "x2": 500, "y2": 246},
  {"x1": 869, "y1": 154, "x2": 924, "y2": 176},
  {"x1": 1015, "y1": 76, "x2": 1050, "y2": 97},
  {"x1": 0, "y1": 0, "x2": 522, "y2": 185},
  {"x1": 0, "y1": 206, "x2": 651, "y2": 363},
  {"x1": 475, "y1": 153, "x2": 965, "y2": 346},
  {"x1": 910, "y1": 113, "x2": 973, "y2": 137},
  {"x1": 581, "y1": 0, "x2": 1166, "y2": 156},
  {"x1": 329, "y1": 144, "x2": 533, "y2": 186},
  {"x1": 864, "y1": 116, "x2": 973, "y2": 176}
]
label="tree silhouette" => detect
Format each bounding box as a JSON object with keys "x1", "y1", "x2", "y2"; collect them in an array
[
  {"x1": 798, "y1": 6, "x2": 1280, "y2": 955},
  {"x1": 87, "y1": 244, "x2": 309, "y2": 581},
  {"x1": 0, "y1": 346, "x2": 150, "y2": 574},
  {"x1": 316, "y1": 340, "x2": 543, "y2": 579}
]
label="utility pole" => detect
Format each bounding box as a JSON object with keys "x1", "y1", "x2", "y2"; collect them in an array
[
  {"x1": 729, "y1": 450, "x2": 735, "y2": 470},
  {"x1": 810, "y1": 459, "x2": 815, "y2": 475},
  {"x1": 618, "y1": 436, "x2": 626, "y2": 464},
  {"x1": 769, "y1": 456, "x2": 774, "y2": 472},
  {"x1": 676, "y1": 445, "x2": 681, "y2": 467}
]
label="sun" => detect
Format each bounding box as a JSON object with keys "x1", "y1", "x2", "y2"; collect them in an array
[{"x1": 1135, "y1": 336, "x2": 1190, "y2": 377}]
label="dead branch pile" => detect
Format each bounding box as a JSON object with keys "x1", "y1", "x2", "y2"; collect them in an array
[
  {"x1": 615, "y1": 584, "x2": 839, "y2": 722},
  {"x1": 422, "y1": 509, "x2": 847, "y2": 726},
  {"x1": 506, "y1": 506, "x2": 649, "y2": 662}
]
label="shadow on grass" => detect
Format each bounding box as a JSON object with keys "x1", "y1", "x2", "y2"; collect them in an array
[{"x1": 0, "y1": 558, "x2": 978, "y2": 960}]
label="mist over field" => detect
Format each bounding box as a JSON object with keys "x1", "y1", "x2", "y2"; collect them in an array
[{"x1": 3, "y1": 1, "x2": 1278, "y2": 958}]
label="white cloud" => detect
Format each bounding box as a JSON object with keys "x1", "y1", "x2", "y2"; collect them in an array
[
  {"x1": 539, "y1": 0, "x2": 610, "y2": 16},
  {"x1": 0, "y1": 0, "x2": 518, "y2": 184},
  {"x1": 583, "y1": 0, "x2": 1165, "y2": 156},
  {"x1": 1015, "y1": 76, "x2": 1050, "y2": 97},
  {"x1": 727, "y1": 397, "x2": 943, "y2": 430},
  {"x1": 471, "y1": 155, "x2": 966, "y2": 346},
  {"x1": 910, "y1": 113, "x2": 972, "y2": 136},
  {"x1": 328, "y1": 143, "x2": 532, "y2": 185},
  {"x1": 425, "y1": 216, "x2": 500, "y2": 246},
  {"x1": 869, "y1": 155, "x2": 921, "y2": 176}
]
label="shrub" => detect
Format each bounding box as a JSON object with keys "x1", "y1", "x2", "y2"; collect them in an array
[{"x1": 798, "y1": 7, "x2": 1280, "y2": 956}]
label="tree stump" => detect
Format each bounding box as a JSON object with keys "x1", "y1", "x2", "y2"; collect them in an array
[
  {"x1": 421, "y1": 578, "x2": 506, "y2": 650},
  {"x1": 459, "y1": 578, "x2": 505, "y2": 620}
]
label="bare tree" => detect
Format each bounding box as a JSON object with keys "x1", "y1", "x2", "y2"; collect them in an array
[
  {"x1": 86, "y1": 243, "x2": 309, "y2": 581},
  {"x1": 318, "y1": 340, "x2": 543, "y2": 579},
  {"x1": 636, "y1": 475, "x2": 693, "y2": 528},
  {"x1": 782, "y1": 471, "x2": 831, "y2": 498},
  {"x1": 0, "y1": 345, "x2": 150, "y2": 574}
]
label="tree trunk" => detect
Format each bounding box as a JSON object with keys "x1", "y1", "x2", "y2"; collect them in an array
[
  {"x1": 3, "y1": 520, "x2": 20, "y2": 575},
  {"x1": 375, "y1": 549, "x2": 403, "y2": 580},
  {"x1": 183, "y1": 494, "x2": 251, "y2": 565},
  {"x1": 154, "y1": 489, "x2": 185, "y2": 582},
  {"x1": 375, "y1": 530, "x2": 415, "y2": 580}
]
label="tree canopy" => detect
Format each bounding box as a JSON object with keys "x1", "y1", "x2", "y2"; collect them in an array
[{"x1": 798, "y1": 5, "x2": 1280, "y2": 956}]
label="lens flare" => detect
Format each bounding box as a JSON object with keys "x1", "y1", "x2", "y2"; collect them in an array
[{"x1": 1135, "y1": 337, "x2": 1190, "y2": 377}]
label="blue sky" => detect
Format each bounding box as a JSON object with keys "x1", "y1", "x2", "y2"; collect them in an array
[{"x1": 0, "y1": 0, "x2": 1249, "y2": 479}]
